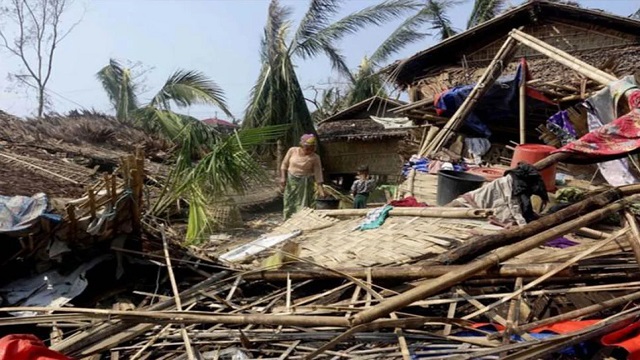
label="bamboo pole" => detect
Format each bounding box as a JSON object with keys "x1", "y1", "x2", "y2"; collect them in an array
[
  {"x1": 314, "y1": 207, "x2": 494, "y2": 218},
  {"x1": 519, "y1": 66, "x2": 526, "y2": 144},
  {"x1": 349, "y1": 198, "x2": 630, "y2": 326},
  {"x1": 509, "y1": 29, "x2": 616, "y2": 86},
  {"x1": 514, "y1": 290, "x2": 640, "y2": 335},
  {"x1": 161, "y1": 226, "x2": 196, "y2": 360},
  {"x1": 50, "y1": 270, "x2": 232, "y2": 356},
  {"x1": 418, "y1": 126, "x2": 440, "y2": 158},
  {"x1": 624, "y1": 212, "x2": 640, "y2": 270},
  {"x1": 242, "y1": 263, "x2": 574, "y2": 282},
  {"x1": 461, "y1": 227, "x2": 630, "y2": 321},
  {"x1": 435, "y1": 188, "x2": 623, "y2": 264},
  {"x1": 426, "y1": 35, "x2": 520, "y2": 156}
]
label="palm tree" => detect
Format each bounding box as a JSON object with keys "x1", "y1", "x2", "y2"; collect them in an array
[
  {"x1": 467, "y1": 0, "x2": 506, "y2": 29},
  {"x1": 343, "y1": 0, "x2": 499, "y2": 108},
  {"x1": 345, "y1": 6, "x2": 436, "y2": 106},
  {"x1": 96, "y1": 59, "x2": 139, "y2": 123},
  {"x1": 96, "y1": 60, "x2": 287, "y2": 243},
  {"x1": 243, "y1": 0, "x2": 416, "y2": 149}
]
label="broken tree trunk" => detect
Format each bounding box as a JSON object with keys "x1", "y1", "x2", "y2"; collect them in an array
[
  {"x1": 435, "y1": 188, "x2": 623, "y2": 265},
  {"x1": 349, "y1": 197, "x2": 631, "y2": 326},
  {"x1": 242, "y1": 263, "x2": 574, "y2": 282}
]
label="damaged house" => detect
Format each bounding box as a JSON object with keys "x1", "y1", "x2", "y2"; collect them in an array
[
  {"x1": 385, "y1": 0, "x2": 640, "y2": 155},
  {"x1": 316, "y1": 96, "x2": 418, "y2": 186}
]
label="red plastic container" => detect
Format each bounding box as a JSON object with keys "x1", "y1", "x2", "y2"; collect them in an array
[
  {"x1": 467, "y1": 167, "x2": 506, "y2": 182},
  {"x1": 510, "y1": 144, "x2": 557, "y2": 192}
]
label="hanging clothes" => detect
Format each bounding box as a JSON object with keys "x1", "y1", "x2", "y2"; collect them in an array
[
  {"x1": 584, "y1": 102, "x2": 639, "y2": 186},
  {"x1": 505, "y1": 163, "x2": 549, "y2": 223}
]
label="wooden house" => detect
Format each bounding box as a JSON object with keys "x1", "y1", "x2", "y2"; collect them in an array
[
  {"x1": 383, "y1": 0, "x2": 640, "y2": 147},
  {"x1": 316, "y1": 96, "x2": 417, "y2": 185}
]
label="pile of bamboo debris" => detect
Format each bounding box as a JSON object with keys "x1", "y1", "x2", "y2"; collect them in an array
[{"x1": 1, "y1": 185, "x2": 640, "y2": 359}]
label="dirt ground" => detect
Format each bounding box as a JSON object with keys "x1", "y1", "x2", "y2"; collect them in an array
[{"x1": 205, "y1": 200, "x2": 284, "y2": 256}]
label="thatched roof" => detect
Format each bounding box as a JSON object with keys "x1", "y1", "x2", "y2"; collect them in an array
[
  {"x1": 317, "y1": 96, "x2": 409, "y2": 141},
  {"x1": 0, "y1": 110, "x2": 172, "y2": 197},
  {"x1": 384, "y1": 0, "x2": 640, "y2": 86}
]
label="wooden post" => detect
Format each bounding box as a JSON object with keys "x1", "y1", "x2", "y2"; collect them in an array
[
  {"x1": 426, "y1": 35, "x2": 520, "y2": 156},
  {"x1": 519, "y1": 64, "x2": 526, "y2": 144},
  {"x1": 509, "y1": 29, "x2": 616, "y2": 86},
  {"x1": 349, "y1": 198, "x2": 630, "y2": 326}
]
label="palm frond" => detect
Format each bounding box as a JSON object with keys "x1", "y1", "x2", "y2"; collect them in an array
[
  {"x1": 632, "y1": 7, "x2": 640, "y2": 19},
  {"x1": 293, "y1": 0, "x2": 342, "y2": 47},
  {"x1": 294, "y1": 36, "x2": 354, "y2": 80},
  {"x1": 156, "y1": 125, "x2": 288, "y2": 242},
  {"x1": 370, "y1": 9, "x2": 431, "y2": 65},
  {"x1": 346, "y1": 57, "x2": 387, "y2": 105},
  {"x1": 467, "y1": 0, "x2": 506, "y2": 29},
  {"x1": 261, "y1": 0, "x2": 293, "y2": 62},
  {"x1": 149, "y1": 70, "x2": 233, "y2": 118},
  {"x1": 96, "y1": 59, "x2": 139, "y2": 122},
  {"x1": 299, "y1": 0, "x2": 416, "y2": 48},
  {"x1": 423, "y1": 0, "x2": 459, "y2": 40},
  {"x1": 244, "y1": 25, "x2": 315, "y2": 149}
]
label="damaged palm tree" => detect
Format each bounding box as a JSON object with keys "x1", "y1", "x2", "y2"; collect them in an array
[
  {"x1": 243, "y1": 0, "x2": 416, "y2": 150},
  {"x1": 96, "y1": 60, "x2": 287, "y2": 243}
]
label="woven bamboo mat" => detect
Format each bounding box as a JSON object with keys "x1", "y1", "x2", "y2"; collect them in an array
[
  {"x1": 398, "y1": 172, "x2": 439, "y2": 205},
  {"x1": 297, "y1": 214, "x2": 502, "y2": 267},
  {"x1": 270, "y1": 207, "x2": 340, "y2": 235}
]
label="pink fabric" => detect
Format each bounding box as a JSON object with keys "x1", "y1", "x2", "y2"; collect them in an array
[{"x1": 300, "y1": 134, "x2": 316, "y2": 146}]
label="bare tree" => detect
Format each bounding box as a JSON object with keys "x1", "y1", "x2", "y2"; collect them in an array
[{"x1": 0, "y1": 0, "x2": 80, "y2": 117}]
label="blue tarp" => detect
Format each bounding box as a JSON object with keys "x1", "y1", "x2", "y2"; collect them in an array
[
  {"x1": 434, "y1": 62, "x2": 551, "y2": 138},
  {"x1": 0, "y1": 193, "x2": 60, "y2": 234}
]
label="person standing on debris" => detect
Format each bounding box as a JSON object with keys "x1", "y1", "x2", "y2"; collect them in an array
[
  {"x1": 280, "y1": 134, "x2": 326, "y2": 219},
  {"x1": 351, "y1": 165, "x2": 376, "y2": 209}
]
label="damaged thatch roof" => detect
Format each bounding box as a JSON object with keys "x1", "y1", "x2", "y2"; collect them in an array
[
  {"x1": 317, "y1": 96, "x2": 409, "y2": 141},
  {"x1": 0, "y1": 110, "x2": 172, "y2": 197},
  {"x1": 384, "y1": 0, "x2": 640, "y2": 86}
]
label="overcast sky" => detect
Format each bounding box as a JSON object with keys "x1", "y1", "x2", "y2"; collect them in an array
[{"x1": 0, "y1": 0, "x2": 637, "y2": 120}]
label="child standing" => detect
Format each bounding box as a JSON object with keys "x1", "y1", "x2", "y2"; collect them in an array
[{"x1": 351, "y1": 165, "x2": 376, "y2": 209}]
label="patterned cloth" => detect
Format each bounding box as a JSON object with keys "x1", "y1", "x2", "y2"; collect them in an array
[
  {"x1": 0, "y1": 193, "x2": 52, "y2": 234},
  {"x1": 546, "y1": 110, "x2": 577, "y2": 145},
  {"x1": 553, "y1": 88, "x2": 640, "y2": 162},
  {"x1": 554, "y1": 108, "x2": 640, "y2": 159},
  {"x1": 356, "y1": 205, "x2": 393, "y2": 231},
  {"x1": 351, "y1": 178, "x2": 376, "y2": 195},
  {"x1": 283, "y1": 174, "x2": 314, "y2": 220}
]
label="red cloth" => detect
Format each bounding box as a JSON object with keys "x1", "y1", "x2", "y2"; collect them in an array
[
  {"x1": 601, "y1": 321, "x2": 640, "y2": 360},
  {"x1": 471, "y1": 320, "x2": 598, "y2": 334},
  {"x1": 389, "y1": 196, "x2": 427, "y2": 207},
  {"x1": 0, "y1": 335, "x2": 71, "y2": 360},
  {"x1": 629, "y1": 90, "x2": 640, "y2": 110},
  {"x1": 553, "y1": 109, "x2": 640, "y2": 158}
]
